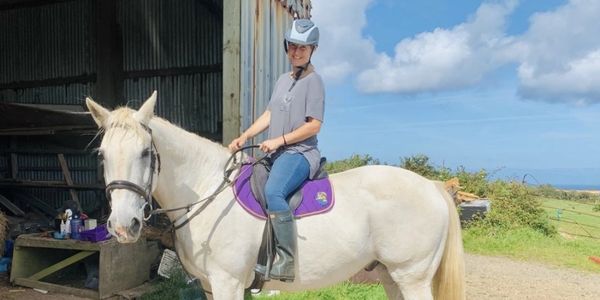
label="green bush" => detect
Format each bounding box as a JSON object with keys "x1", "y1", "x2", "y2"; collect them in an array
[
  {"x1": 470, "y1": 181, "x2": 556, "y2": 236},
  {"x1": 399, "y1": 154, "x2": 489, "y2": 195},
  {"x1": 530, "y1": 184, "x2": 600, "y2": 202},
  {"x1": 324, "y1": 154, "x2": 379, "y2": 174},
  {"x1": 399, "y1": 154, "x2": 440, "y2": 179},
  {"x1": 453, "y1": 166, "x2": 489, "y2": 197},
  {"x1": 329, "y1": 154, "x2": 554, "y2": 236}
]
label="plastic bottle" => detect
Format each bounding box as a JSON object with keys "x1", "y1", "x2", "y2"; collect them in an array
[
  {"x1": 65, "y1": 209, "x2": 73, "y2": 238},
  {"x1": 71, "y1": 215, "x2": 83, "y2": 240},
  {"x1": 60, "y1": 220, "x2": 66, "y2": 235}
]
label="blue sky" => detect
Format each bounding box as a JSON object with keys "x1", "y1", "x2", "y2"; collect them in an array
[{"x1": 310, "y1": 0, "x2": 600, "y2": 186}]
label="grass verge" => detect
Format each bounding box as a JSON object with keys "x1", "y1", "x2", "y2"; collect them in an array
[
  {"x1": 252, "y1": 281, "x2": 386, "y2": 299},
  {"x1": 463, "y1": 226, "x2": 600, "y2": 273}
]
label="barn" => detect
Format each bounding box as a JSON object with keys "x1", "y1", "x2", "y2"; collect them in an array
[
  {"x1": 0, "y1": 0, "x2": 310, "y2": 222},
  {"x1": 0, "y1": 0, "x2": 311, "y2": 297}
]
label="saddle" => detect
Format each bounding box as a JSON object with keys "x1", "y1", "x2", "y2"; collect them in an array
[
  {"x1": 233, "y1": 158, "x2": 334, "y2": 219},
  {"x1": 250, "y1": 157, "x2": 330, "y2": 215},
  {"x1": 234, "y1": 157, "x2": 333, "y2": 289}
]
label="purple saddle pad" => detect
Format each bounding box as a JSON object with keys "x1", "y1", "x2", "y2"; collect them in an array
[{"x1": 233, "y1": 163, "x2": 334, "y2": 220}]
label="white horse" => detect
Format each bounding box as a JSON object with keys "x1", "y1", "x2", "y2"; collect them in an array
[{"x1": 86, "y1": 91, "x2": 465, "y2": 300}]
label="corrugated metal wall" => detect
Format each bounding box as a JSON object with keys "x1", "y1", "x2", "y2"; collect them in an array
[
  {"x1": 0, "y1": 136, "x2": 102, "y2": 213},
  {"x1": 0, "y1": 0, "x2": 94, "y2": 104},
  {"x1": 0, "y1": 0, "x2": 312, "y2": 214},
  {"x1": 238, "y1": 0, "x2": 311, "y2": 143},
  {"x1": 0, "y1": 0, "x2": 223, "y2": 213},
  {"x1": 120, "y1": 0, "x2": 223, "y2": 140},
  {"x1": 0, "y1": 1, "x2": 99, "y2": 212}
]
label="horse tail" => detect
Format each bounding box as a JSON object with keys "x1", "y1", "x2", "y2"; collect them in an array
[{"x1": 432, "y1": 182, "x2": 466, "y2": 300}]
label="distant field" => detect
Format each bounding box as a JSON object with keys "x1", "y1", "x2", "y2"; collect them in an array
[{"x1": 540, "y1": 198, "x2": 600, "y2": 239}]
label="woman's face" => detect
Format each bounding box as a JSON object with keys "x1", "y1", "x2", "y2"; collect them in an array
[{"x1": 287, "y1": 42, "x2": 314, "y2": 67}]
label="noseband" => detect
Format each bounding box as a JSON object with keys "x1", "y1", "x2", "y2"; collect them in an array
[{"x1": 104, "y1": 123, "x2": 161, "y2": 221}]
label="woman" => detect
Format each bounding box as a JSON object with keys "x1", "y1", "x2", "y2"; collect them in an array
[{"x1": 228, "y1": 19, "x2": 325, "y2": 282}]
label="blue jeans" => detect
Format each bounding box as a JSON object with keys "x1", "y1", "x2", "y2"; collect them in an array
[{"x1": 265, "y1": 152, "x2": 310, "y2": 212}]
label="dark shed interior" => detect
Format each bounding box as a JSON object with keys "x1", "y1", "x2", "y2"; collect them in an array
[{"x1": 0, "y1": 0, "x2": 223, "y2": 229}]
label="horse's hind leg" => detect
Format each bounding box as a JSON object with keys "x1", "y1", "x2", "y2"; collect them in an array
[
  {"x1": 374, "y1": 264, "x2": 404, "y2": 300},
  {"x1": 385, "y1": 265, "x2": 433, "y2": 300}
]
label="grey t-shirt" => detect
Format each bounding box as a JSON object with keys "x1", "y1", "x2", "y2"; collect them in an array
[{"x1": 267, "y1": 71, "x2": 325, "y2": 179}]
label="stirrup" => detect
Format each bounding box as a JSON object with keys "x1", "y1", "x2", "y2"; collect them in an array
[
  {"x1": 254, "y1": 260, "x2": 272, "y2": 281},
  {"x1": 269, "y1": 273, "x2": 294, "y2": 282}
]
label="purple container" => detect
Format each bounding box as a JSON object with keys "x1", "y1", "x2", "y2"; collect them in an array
[{"x1": 79, "y1": 224, "x2": 112, "y2": 242}]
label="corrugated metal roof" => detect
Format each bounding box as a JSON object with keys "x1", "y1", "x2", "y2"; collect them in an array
[{"x1": 0, "y1": 0, "x2": 93, "y2": 84}]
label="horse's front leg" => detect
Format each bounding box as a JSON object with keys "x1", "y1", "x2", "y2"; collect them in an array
[
  {"x1": 208, "y1": 271, "x2": 245, "y2": 300},
  {"x1": 199, "y1": 278, "x2": 214, "y2": 300}
]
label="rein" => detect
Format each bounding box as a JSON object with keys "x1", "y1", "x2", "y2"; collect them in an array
[
  {"x1": 156, "y1": 145, "x2": 265, "y2": 230},
  {"x1": 103, "y1": 120, "x2": 265, "y2": 231}
]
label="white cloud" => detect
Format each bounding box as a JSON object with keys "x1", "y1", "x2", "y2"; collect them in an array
[
  {"x1": 514, "y1": 0, "x2": 600, "y2": 104},
  {"x1": 310, "y1": 0, "x2": 378, "y2": 83},
  {"x1": 312, "y1": 0, "x2": 600, "y2": 103},
  {"x1": 357, "y1": 1, "x2": 517, "y2": 93}
]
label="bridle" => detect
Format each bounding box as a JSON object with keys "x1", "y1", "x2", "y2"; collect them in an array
[
  {"x1": 101, "y1": 122, "x2": 270, "y2": 295},
  {"x1": 102, "y1": 121, "x2": 264, "y2": 229},
  {"x1": 104, "y1": 123, "x2": 161, "y2": 221}
]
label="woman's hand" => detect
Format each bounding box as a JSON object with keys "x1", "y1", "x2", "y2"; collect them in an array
[
  {"x1": 228, "y1": 135, "x2": 248, "y2": 152},
  {"x1": 259, "y1": 137, "x2": 284, "y2": 153}
]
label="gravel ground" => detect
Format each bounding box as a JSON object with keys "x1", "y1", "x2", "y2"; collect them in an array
[
  {"x1": 466, "y1": 254, "x2": 600, "y2": 299},
  {"x1": 2, "y1": 253, "x2": 600, "y2": 299}
]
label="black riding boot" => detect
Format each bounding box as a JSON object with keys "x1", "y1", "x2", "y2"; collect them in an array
[
  {"x1": 269, "y1": 210, "x2": 296, "y2": 281},
  {"x1": 254, "y1": 210, "x2": 296, "y2": 282}
]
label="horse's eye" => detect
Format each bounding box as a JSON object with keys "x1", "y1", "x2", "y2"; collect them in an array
[
  {"x1": 97, "y1": 151, "x2": 104, "y2": 160},
  {"x1": 141, "y1": 148, "x2": 151, "y2": 158}
]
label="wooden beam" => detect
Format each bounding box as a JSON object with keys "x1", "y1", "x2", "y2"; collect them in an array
[
  {"x1": 124, "y1": 65, "x2": 222, "y2": 79},
  {"x1": 0, "y1": 0, "x2": 73, "y2": 11},
  {"x1": 57, "y1": 154, "x2": 81, "y2": 211},
  {"x1": 0, "y1": 193, "x2": 25, "y2": 216},
  {"x1": 0, "y1": 180, "x2": 104, "y2": 190},
  {"x1": 0, "y1": 74, "x2": 95, "y2": 90},
  {"x1": 14, "y1": 278, "x2": 99, "y2": 299},
  {"x1": 28, "y1": 250, "x2": 95, "y2": 281},
  {"x1": 0, "y1": 148, "x2": 93, "y2": 155},
  {"x1": 222, "y1": 0, "x2": 241, "y2": 145},
  {"x1": 14, "y1": 235, "x2": 105, "y2": 251}
]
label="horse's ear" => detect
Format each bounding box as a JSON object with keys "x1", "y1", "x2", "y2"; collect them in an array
[
  {"x1": 86, "y1": 97, "x2": 110, "y2": 128},
  {"x1": 135, "y1": 90, "x2": 157, "y2": 124}
]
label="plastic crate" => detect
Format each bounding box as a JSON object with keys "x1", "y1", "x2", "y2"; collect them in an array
[{"x1": 79, "y1": 224, "x2": 112, "y2": 242}]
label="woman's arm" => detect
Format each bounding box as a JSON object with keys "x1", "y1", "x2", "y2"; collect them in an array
[
  {"x1": 259, "y1": 117, "x2": 321, "y2": 153},
  {"x1": 228, "y1": 110, "x2": 271, "y2": 152}
]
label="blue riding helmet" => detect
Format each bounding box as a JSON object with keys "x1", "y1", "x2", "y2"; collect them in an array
[{"x1": 284, "y1": 19, "x2": 319, "y2": 52}]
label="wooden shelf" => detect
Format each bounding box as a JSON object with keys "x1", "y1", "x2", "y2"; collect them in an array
[{"x1": 10, "y1": 233, "x2": 159, "y2": 299}]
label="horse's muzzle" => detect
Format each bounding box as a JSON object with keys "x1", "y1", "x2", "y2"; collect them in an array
[{"x1": 108, "y1": 218, "x2": 142, "y2": 243}]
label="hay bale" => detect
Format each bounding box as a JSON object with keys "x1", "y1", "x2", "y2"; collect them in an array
[{"x1": 0, "y1": 211, "x2": 7, "y2": 256}]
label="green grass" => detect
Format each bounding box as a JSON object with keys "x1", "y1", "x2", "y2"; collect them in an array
[
  {"x1": 253, "y1": 282, "x2": 386, "y2": 299},
  {"x1": 142, "y1": 272, "x2": 208, "y2": 300},
  {"x1": 463, "y1": 197, "x2": 600, "y2": 273},
  {"x1": 541, "y1": 198, "x2": 600, "y2": 238}
]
